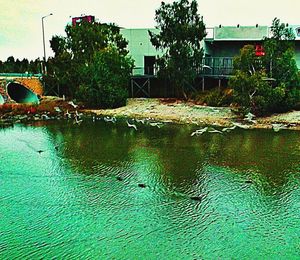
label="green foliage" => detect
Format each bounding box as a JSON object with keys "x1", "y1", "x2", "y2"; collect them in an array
[
  {"x1": 197, "y1": 88, "x2": 233, "y2": 107},
  {"x1": 47, "y1": 21, "x2": 133, "y2": 107},
  {"x1": 230, "y1": 70, "x2": 273, "y2": 115},
  {"x1": 0, "y1": 56, "x2": 41, "y2": 73},
  {"x1": 233, "y1": 45, "x2": 262, "y2": 73},
  {"x1": 61, "y1": 22, "x2": 128, "y2": 63},
  {"x1": 229, "y1": 18, "x2": 300, "y2": 115},
  {"x1": 76, "y1": 47, "x2": 133, "y2": 108},
  {"x1": 262, "y1": 18, "x2": 300, "y2": 88},
  {"x1": 50, "y1": 36, "x2": 66, "y2": 57},
  {"x1": 149, "y1": 0, "x2": 206, "y2": 96}
]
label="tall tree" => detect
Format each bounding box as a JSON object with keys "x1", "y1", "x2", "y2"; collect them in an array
[
  {"x1": 47, "y1": 20, "x2": 133, "y2": 107},
  {"x1": 262, "y1": 18, "x2": 299, "y2": 88},
  {"x1": 5, "y1": 56, "x2": 16, "y2": 72},
  {"x1": 229, "y1": 18, "x2": 300, "y2": 115},
  {"x1": 149, "y1": 0, "x2": 206, "y2": 97}
]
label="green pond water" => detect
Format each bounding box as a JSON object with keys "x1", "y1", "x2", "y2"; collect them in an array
[{"x1": 0, "y1": 119, "x2": 299, "y2": 259}]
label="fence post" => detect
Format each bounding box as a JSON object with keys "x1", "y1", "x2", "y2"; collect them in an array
[{"x1": 131, "y1": 79, "x2": 134, "y2": 98}]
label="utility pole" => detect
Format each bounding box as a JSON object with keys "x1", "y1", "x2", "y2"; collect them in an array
[{"x1": 42, "y1": 13, "x2": 53, "y2": 75}]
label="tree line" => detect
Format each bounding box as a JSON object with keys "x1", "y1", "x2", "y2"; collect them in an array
[{"x1": 0, "y1": 56, "x2": 41, "y2": 74}]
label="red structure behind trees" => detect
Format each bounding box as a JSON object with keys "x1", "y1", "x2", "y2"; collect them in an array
[
  {"x1": 72, "y1": 15, "x2": 95, "y2": 26},
  {"x1": 255, "y1": 44, "x2": 265, "y2": 56}
]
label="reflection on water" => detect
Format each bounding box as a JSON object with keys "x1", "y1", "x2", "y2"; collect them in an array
[{"x1": 0, "y1": 120, "x2": 299, "y2": 259}]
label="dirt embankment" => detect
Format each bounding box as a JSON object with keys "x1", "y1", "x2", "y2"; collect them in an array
[
  {"x1": 86, "y1": 98, "x2": 300, "y2": 130},
  {"x1": 0, "y1": 96, "x2": 81, "y2": 125}
]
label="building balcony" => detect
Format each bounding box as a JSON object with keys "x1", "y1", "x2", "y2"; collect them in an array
[{"x1": 131, "y1": 57, "x2": 234, "y2": 78}]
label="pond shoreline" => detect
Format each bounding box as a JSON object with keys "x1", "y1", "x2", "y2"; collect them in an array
[
  {"x1": 0, "y1": 97, "x2": 299, "y2": 131},
  {"x1": 86, "y1": 98, "x2": 300, "y2": 131}
]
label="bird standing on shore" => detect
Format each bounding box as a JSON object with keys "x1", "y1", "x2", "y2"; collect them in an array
[
  {"x1": 74, "y1": 116, "x2": 83, "y2": 125},
  {"x1": 191, "y1": 127, "x2": 208, "y2": 136},
  {"x1": 232, "y1": 122, "x2": 250, "y2": 129},
  {"x1": 149, "y1": 122, "x2": 163, "y2": 128},
  {"x1": 68, "y1": 101, "x2": 78, "y2": 108},
  {"x1": 65, "y1": 110, "x2": 71, "y2": 119},
  {"x1": 272, "y1": 123, "x2": 287, "y2": 132},
  {"x1": 208, "y1": 128, "x2": 223, "y2": 134},
  {"x1": 54, "y1": 106, "x2": 62, "y2": 113},
  {"x1": 135, "y1": 119, "x2": 145, "y2": 124},
  {"x1": 244, "y1": 112, "x2": 256, "y2": 124},
  {"x1": 104, "y1": 116, "x2": 116, "y2": 123},
  {"x1": 222, "y1": 125, "x2": 237, "y2": 132},
  {"x1": 126, "y1": 121, "x2": 137, "y2": 131}
]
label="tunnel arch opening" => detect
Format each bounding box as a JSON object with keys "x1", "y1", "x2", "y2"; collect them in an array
[{"x1": 7, "y1": 82, "x2": 39, "y2": 104}]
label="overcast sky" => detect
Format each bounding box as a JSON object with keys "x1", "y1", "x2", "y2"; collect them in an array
[{"x1": 0, "y1": 0, "x2": 299, "y2": 61}]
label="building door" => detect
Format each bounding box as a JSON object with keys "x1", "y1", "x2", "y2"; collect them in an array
[{"x1": 144, "y1": 56, "x2": 156, "y2": 75}]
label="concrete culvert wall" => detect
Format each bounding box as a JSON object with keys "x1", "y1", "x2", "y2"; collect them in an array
[
  {"x1": 7, "y1": 82, "x2": 39, "y2": 104},
  {"x1": 0, "y1": 94, "x2": 4, "y2": 104}
]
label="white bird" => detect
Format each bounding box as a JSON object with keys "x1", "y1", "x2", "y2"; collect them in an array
[
  {"x1": 54, "y1": 106, "x2": 62, "y2": 113},
  {"x1": 126, "y1": 121, "x2": 137, "y2": 131},
  {"x1": 191, "y1": 120, "x2": 199, "y2": 125},
  {"x1": 68, "y1": 101, "x2": 78, "y2": 108},
  {"x1": 75, "y1": 110, "x2": 83, "y2": 118},
  {"x1": 272, "y1": 123, "x2": 287, "y2": 132},
  {"x1": 74, "y1": 116, "x2": 83, "y2": 125},
  {"x1": 232, "y1": 122, "x2": 250, "y2": 129},
  {"x1": 104, "y1": 116, "x2": 116, "y2": 123},
  {"x1": 202, "y1": 65, "x2": 212, "y2": 70},
  {"x1": 244, "y1": 112, "x2": 256, "y2": 124},
  {"x1": 41, "y1": 114, "x2": 50, "y2": 120},
  {"x1": 191, "y1": 127, "x2": 208, "y2": 136},
  {"x1": 149, "y1": 122, "x2": 163, "y2": 128},
  {"x1": 65, "y1": 110, "x2": 71, "y2": 119},
  {"x1": 190, "y1": 131, "x2": 198, "y2": 137},
  {"x1": 208, "y1": 128, "x2": 223, "y2": 134},
  {"x1": 222, "y1": 125, "x2": 237, "y2": 132},
  {"x1": 136, "y1": 119, "x2": 145, "y2": 124}
]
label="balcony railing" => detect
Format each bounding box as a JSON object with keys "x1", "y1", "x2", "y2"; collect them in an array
[
  {"x1": 131, "y1": 57, "x2": 234, "y2": 77},
  {"x1": 199, "y1": 57, "x2": 234, "y2": 76}
]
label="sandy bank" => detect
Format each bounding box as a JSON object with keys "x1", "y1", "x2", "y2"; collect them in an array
[{"x1": 86, "y1": 98, "x2": 300, "y2": 130}]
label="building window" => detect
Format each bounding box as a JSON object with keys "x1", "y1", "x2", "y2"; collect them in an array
[{"x1": 296, "y1": 27, "x2": 300, "y2": 37}]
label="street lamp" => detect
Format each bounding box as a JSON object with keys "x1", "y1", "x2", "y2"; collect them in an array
[{"x1": 42, "y1": 13, "x2": 53, "y2": 74}]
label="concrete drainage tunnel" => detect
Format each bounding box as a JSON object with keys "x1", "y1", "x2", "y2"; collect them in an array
[{"x1": 7, "y1": 82, "x2": 39, "y2": 104}]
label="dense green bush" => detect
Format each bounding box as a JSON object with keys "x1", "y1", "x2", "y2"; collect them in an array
[
  {"x1": 76, "y1": 47, "x2": 133, "y2": 108},
  {"x1": 202, "y1": 88, "x2": 233, "y2": 107},
  {"x1": 229, "y1": 70, "x2": 274, "y2": 115},
  {"x1": 77, "y1": 83, "x2": 128, "y2": 108}
]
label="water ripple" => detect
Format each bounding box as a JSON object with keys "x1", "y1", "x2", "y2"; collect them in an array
[{"x1": 0, "y1": 123, "x2": 300, "y2": 259}]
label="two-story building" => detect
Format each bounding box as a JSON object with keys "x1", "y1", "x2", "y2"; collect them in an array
[{"x1": 120, "y1": 25, "x2": 300, "y2": 95}]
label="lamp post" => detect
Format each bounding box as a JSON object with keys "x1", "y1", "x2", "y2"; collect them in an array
[{"x1": 42, "y1": 13, "x2": 53, "y2": 75}]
